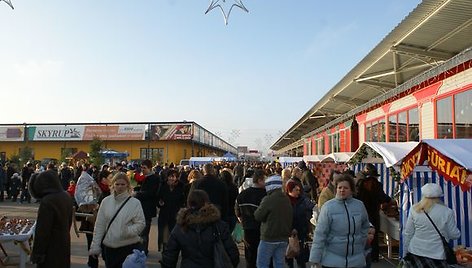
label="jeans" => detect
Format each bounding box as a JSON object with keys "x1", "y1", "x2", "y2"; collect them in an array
[{"x1": 257, "y1": 240, "x2": 287, "y2": 268}]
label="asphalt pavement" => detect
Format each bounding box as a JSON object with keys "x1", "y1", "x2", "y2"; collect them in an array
[{"x1": 0, "y1": 201, "x2": 397, "y2": 267}]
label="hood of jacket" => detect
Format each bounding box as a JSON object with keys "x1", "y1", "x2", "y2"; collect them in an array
[
  {"x1": 29, "y1": 170, "x2": 64, "y2": 199},
  {"x1": 176, "y1": 203, "x2": 220, "y2": 230}
]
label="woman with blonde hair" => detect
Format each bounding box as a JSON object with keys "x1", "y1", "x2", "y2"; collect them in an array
[
  {"x1": 281, "y1": 168, "x2": 292, "y2": 192},
  {"x1": 89, "y1": 172, "x2": 145, "y2": 268},
  {"x1": 403, "y1": 183, "x2": 460, "y2": 267}
]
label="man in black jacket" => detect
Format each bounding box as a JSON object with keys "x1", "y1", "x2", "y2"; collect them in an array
[
  {"x1": 134, "y1": 159, "x2": 160, "y2": 255},
  {"x1": 191, "y1": 163, "x2": 228, "y2": 220},
  {"x1": 235, "y1": 169, "x2": 266, "y2": 268}
]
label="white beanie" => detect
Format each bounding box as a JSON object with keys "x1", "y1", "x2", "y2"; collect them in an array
[
  {"x1": 265, "y1": 175, "x2": 283, "y2": 192},
  {"x1": 421, "y1": 183, "x2": 443, "y2": 198}
]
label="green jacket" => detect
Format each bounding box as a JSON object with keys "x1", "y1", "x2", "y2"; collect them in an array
[{"x1": 254, "y1": 189, "x2": 293, "y2": 242}]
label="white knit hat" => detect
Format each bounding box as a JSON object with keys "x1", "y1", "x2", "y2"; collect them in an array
[
  {"x1": 421, "y1": 183, "x2": 443, "y2": 198},
  {"x1": 265, "y1": 175, "x2": 283, "y2": 192}
]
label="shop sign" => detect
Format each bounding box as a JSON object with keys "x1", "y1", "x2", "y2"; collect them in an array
[
  {"x1": 401, "y1": 143, "x2": 471, "y2": 191},
  {"x1": 0, "y1": 126, "x2": 24, "y2": 141},
  {"x1": 83, "y1": 125, "x2": 145, "y2": 140},
  {"x1": 28, "y1": 126, "x2": 84, "y2": 141}
]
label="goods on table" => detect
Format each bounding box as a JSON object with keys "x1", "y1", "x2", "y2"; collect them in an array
[
  {"x1": 0, "y1": 216, "x2": 35, "y2": 236},
  {"x1": 381, "y1": 202, "x2": 400, "y2": 220},
  {"x1": 456, "y1": 246, "x2": 472, "y2": 267}
]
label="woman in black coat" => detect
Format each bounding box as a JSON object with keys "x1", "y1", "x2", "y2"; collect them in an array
[
  {"x1": 29, "y1": 170, "x2": 73, "y2": 268},
  {"x1": 160, "y1": 190, "x2": 239, "y2": 268},
  {"x1": 157, "y1": 169, "x2": 185, "y2": 251}
]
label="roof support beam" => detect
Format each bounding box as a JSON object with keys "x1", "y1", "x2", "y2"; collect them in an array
[
  {"x1": 330, "y1": 95, "x2": 366, "y2": 107},
  {"x1": 355, "y1": 79, "x2": 395, "y2": 89},
  {"x1": 391, "y1": 44, "x2": 453, "y2": 61}
]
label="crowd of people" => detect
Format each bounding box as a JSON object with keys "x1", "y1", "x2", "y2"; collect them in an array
[{"x1": 0, "y1": 158, "x2": 462, "y2": 268}]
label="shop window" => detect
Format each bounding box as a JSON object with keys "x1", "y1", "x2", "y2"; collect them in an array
[
  {"x1": 454, "y1": 90, "x2": 472, "y2": 138},
  {"x1": 140, "y1": 148, "x2": 164, "y2": 161},
  {"x1": 408, "y1": 108, "x2": 419, "y2": 141},
  {"x1": 437, "y1": 97, "x2": 454, "y2": 139},
  {"x1": 365, "y1": 119, "x2": 386, "y2": 142},
  {"x1": 398, "y1": 112, "x2": 408, "y2": 142},
  {"x1": 316, "y1": 138, "x2": 325, "y2": 155},
  {"x1": 388, "y1": 115, "x2": 397, "y2": 142},
  {"x1": 328, "y1": 132, "x2": 340, "y2": 153}
]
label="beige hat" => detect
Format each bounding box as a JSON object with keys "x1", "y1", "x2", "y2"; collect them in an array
[{"x1": 421, "y1": 183, "x2": 443, "y2": 198}]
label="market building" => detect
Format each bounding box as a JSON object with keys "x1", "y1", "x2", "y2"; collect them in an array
[
  {"x1": 271, "y1": 0, "x2": 472, "y2": 255},
  {"x1": 0, "y1": 121, "x2": 236, "y2": 165},
  {"x1": 271, "y1": 0, "x2": 472, "y2": 157}
]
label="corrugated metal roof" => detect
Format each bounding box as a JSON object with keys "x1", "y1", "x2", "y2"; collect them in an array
[{"x1": 271, "y1": 0, "x2": 472, "y2": 151}]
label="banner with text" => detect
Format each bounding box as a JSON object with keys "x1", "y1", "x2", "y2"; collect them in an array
[
  {"x1": 28, "y1": 126, "x2": 85, "y2": 141},
  {"x1": 83, "y1": 125, "x2": 145, "y2": 140},
  {"x1": 0, "y1": 126, "x2": 25, "y2": 141},
  {"x1": 149, "y1": 124, "x2": 193, "y2": 140}
]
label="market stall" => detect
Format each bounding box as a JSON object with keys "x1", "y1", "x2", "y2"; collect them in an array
[
  {"x1": 0, "y1": 217, "x2": 36, "y2": 268},
  {"x1": 348, "y1": 142, "x2": 419, "y2": 259},
  {"x1": 278, "y1": 156, "x2": 303, "y2": 168},
  {"x1": 399, "y1": 139, "x2": 472, "y2": 257},
  {"x1": 189, "y1": 156, "x2": 214, "y2": 167}
]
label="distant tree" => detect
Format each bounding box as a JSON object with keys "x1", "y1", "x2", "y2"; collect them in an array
[
  {"x1": 89, "y1": 137, "x2": 104, "y2": 167},
  {"x1": 60, "y1": 148, "x2": 75, "y2": 162},
  {"x1": 18, "y1": 145, "x2": 34, "y2": 166}
]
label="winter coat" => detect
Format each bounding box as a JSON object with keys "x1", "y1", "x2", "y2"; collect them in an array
[
  {"x1": 356, "y1": 176, "x2": 391, "y2": 228},
  {"x1": 191, "y1": 175, "x2": 229, "y2": 219},
  {"x1": 158, "y1": 181, "x2": 185, "y2": 226},
  {"x1": 290, "y1": 195, "x2": 314, "y2": 240},
  {"x1": 29, "y1": 170, "x2": 73, "y2": 268},
  {"x1": 160, "y1": 204, "x2": 240, "y2": 268},
  {"x1": 254, "y1": 189, "x2": 293, "y2": 242},
  {"x1": 235, "y1": 186, "x2": 266, "y2": 230},
  {"x1": 309, "y1": 196, "x2": 370, "y2": 268},
  {"x1": 318, "y1": 183, "x2": 335, "y2": 209},
  {"x1": 90, "y1": 192, "x2": 145, "y2": 253},
  {"x1": 134, "y1": 173, "x2": 160, "y2": 219},
  {"x1": 403, "y1": 203, "x2": 460, "y2": 260}
]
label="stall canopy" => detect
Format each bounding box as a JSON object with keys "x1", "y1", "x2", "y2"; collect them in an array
[
  {"x1": 348, "y1": 142, "x2": 419, "y2": 167},
  {"x1": 321, "y1": 152, "x2": 355, "y2": 163},
  {"x1": 278, "y1": 157, "x2": 303, "y2": 167},
  {"x1": 401, "y1": 139, "x2": 472, "y2": 191},
  {"x1": 189, "y1": 157, "x2": 214, "y2": 167},
  {"x1": 220, "y1": 152, "x2": 237, "y2": 161},
  {"x1": 303, "y1": 155, "x2": 325, "y2": 163},
  {"x1": 100, "y1": 149, "x2": 129, "y2": 158}
]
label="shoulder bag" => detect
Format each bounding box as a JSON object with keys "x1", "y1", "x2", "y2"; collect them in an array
[
  {"x1": 213, "y1": 223, "x2": 233, "y2": 268},
  {"x1": 424, "y1": 211, "x2": 457, "y2": 264},
  {"x1": 101, "y1": 196, "x2": 132, "y2": 248}
]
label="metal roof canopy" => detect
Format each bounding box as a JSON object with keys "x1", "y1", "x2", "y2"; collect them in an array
[{"x1": 272, "y1": 0, "x2": 472, "y2": 151}]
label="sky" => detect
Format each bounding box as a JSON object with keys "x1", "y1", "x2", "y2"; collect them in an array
[{"x1": 0, "y1": 0, "x2": 422, "y2": 153}]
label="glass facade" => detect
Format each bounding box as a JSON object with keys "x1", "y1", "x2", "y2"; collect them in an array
[{"x1": 437, "y1": 89, "x2": 472, "y2": 138}]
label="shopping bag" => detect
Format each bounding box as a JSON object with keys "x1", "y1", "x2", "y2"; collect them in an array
[
  {"x1": 286, "y1": 230, "x2": 300, "y2": 258},
  {"x1": 231, "y1": 223, "x2": 244, "y2": 244}
]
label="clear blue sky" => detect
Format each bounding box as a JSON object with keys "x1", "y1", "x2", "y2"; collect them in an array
[{"x1": 0, "y1": 0, "x2": 421, "y2": 153}]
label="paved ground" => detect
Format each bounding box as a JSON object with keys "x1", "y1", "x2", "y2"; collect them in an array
[{"x1": 0, "y1": 201, "x2": 398, "y2": 267}]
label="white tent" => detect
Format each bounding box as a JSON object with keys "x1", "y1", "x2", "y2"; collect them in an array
[
  {"x1": 347, "y1": 142, "x2": 419, "y2": 167},
  {"x1": 278, "y1": 156, "x2": 303, "y2": 167},
  {"x1": 303, "y1": 155, "x2": 325, "y2": 163},
  {"x1": 189, "y1": 157, "x2": 214, "y2": 167},
  {"x1": 321, "y1": 152, "x2": 355, "y2": 163}
]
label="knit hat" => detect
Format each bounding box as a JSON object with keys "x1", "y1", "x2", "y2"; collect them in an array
[
  {"x1": 265, "y1": 175, "x2": 283, "y2": 192},
  {"x1": 421, "y1": 183, "x2": 443, "y2": 198}
]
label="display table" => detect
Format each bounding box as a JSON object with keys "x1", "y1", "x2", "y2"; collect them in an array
[
  {"x1": 0, "y1": 221, "x2": 36, "y2": 268},
  {"x1": 379, "y1": 211, "x2": 400, "y2": 258}
]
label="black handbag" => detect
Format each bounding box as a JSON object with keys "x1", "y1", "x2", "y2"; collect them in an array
[
  {"x1": 213, "y1": 224, "x2": 233, "y2": 268},
  {"x1": 424, "y1": 211, "x2": 457, "y2": 265}
]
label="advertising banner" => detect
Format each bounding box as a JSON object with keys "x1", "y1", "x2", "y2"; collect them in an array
[
  {"x1": 150, "y1": 124, "x2": 193, "y2": 140},
  {"x1": 83, "y1": 125, "x2": 145, "y2": 140},
  {"x1": 0, "y1": 126, "x2": 25, "y2": 141},
  {"x1": 28, "y1": 126, "x2": 84, "y2": 141}
]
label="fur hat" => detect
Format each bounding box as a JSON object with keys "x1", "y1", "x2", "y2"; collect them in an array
[
  {"x1": 265, "y1": 175, "x2": 283, "y2": 192},
  {"x1": 421, "y1": 183, "x2": 443, "y2": 198}
]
